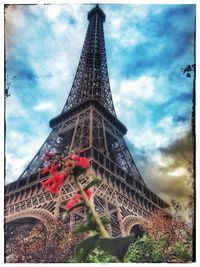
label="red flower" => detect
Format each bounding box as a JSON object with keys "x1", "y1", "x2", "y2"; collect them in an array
[
  {"x1": 40, "y1": 176, "x2": 54, "y2": 188},
  {"x1": 73, "y1": 192, "x2": 82, "y2": 202},
  {"x1": 53, "y1": 173, "x2": 66, "y2": 186},
  {"x1": 65, "y1": 192, "x2": 82, "y2": 210},
  {"x1": 40, "y1": 172, "x2": 67, "y2": 194},
  {"x1": 51, "y1": 174, "x2": 59, "y2": 184},
  {"x1": 40, "y1": 180, "x2": 49, "y2": 188},
  {"x1": 49, "y1": 163, "x2": 59, "y2": 174},
  {"x1": 65, "y1": 189, "x2": 94, "y2": 211},
  {"x1": 85, "y1": 189, "x2": 93, "y2": 199},
  {"x1": 76, "y1": 157, "x2": 90, "y2": 169},
  {"x1": 66, "y1": 160, "x2": 75, "y2": 168},
  {"x1": 65, "y1": 199, "x2": 76, "y2": 209},
  {"x1": 70, "y1": 153, "x2": 79, "y2": 161},
  {"x1": 41, "y1": 166, "x2": 50, "y2": 175},
  {"x1": 49, "y1": 183, "x2": 59, "y2": 194},
  {"x1": 57, "y1": 173, "x2": 66, "y2": 185}
]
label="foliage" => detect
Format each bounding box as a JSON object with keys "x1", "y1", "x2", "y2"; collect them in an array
[
  {"x1": 74, "y1": 212, "x2": 110, "y2": 234},
  {"x1": 70, "y1": 247, "x2": 118, "y2": 263},
  {"x1": 182, "y1": 64, "x2": 196, "y2": 77},
  {"x1": 168, "y1": 240, "x2": 193, "y2": 263},
  {"x1": 70, "y1": 205, "x2": 193, "y2": 263},
  {"x1": 125, "y1": 233, "x2": 166, "y2": 263},
  {"x1": 74, "y1": 234, "x2": 137, "y2": 262},
  {"x1": 140, "y1": 209, "x2": 192, "y2": 250},
  {"x1": 70, "y1": 232, "x2": 193, "y2": 263},
  {"x1": 125, "y1": 233, "x2": 193, "y2": 263},
  {"x1": 70, "y1": 231, "x2": 193, "y2": 263},
  {"x1": 138, "y1": 208, "x2": 194, "y2": 263}
]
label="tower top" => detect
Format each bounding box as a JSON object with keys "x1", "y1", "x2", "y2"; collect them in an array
[
  {"x1": 61, "y1": 3, "x2": 116, "y2": 116},
  {"x1": 87, "y1": 4, "x2": 106, "y2": 22}
]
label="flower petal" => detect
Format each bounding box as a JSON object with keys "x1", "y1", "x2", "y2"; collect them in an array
[
  {"x1": 85, "y1": 189, "x2": 93, "y2": 199},
  {"x1": 76, "y1": 157, "x2": 90, "y2": 169},
  {"x1": 70, "y1": 154, "x2": 79, "y2": 161}
]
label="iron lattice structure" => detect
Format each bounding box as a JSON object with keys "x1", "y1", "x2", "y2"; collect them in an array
[{"x1": 5, "y1": 5, "x2": 169, "y2": 261}]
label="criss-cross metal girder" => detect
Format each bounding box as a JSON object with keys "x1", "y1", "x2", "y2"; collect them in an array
[{"x1": 62, "y1": 5, "x2": 116, "y2": 116}]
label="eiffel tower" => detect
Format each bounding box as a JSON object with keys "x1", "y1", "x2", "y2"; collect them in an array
[{"x1": 5, "y1": 4, "x2": 169, "y2": 261}]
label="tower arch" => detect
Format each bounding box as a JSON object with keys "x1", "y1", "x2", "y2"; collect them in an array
[
  {"x1": 123, "y1": 215, "x2": 144, "y2": 236},
  {"x1": 6, "y1": 208, "x2": 56, "y2": 240}
]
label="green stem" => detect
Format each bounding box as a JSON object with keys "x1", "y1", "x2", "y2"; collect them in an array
[{"x1": 75, "y1": 178, "x2": 109, "y2": 238}]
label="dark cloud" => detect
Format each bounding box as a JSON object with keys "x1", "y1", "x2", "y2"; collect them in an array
[
  {"x1": 141, "y1": 130, "x2": 194, "y2": 218},
  {"x1": 159, "y1": 130, "x2": 193, "y2": 159}
]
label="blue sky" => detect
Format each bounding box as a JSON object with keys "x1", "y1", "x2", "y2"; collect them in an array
[{"x1": 5, "y1": 4, "x2": 195, "y2": 215}]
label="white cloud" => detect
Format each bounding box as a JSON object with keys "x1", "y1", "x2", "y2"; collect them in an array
[
  {"x1": 168, "y1": 167, "x2": 187, "y2": 177},
  {"x1": 33, "y1": 101, "x2": 55, "y2": 112},
  {"x1": 157, "y1": 116, "x2": 173, "y2": 128},
  {"x1": 6, "y1": 93, "x2": 29, "y2": 120},
  {"x1": 6, "y1": 126, "x2": 50, "y2": 184},
  {"x1": 121, "y1": 76, "x2": 155, "y2": 101},
  {"x1": 23, "y1": 6, "x2": 86, "y2": 102},
  {"x1": 45, "y1": 5, "x2": 62, "y2": 20},
  {"x1": 112, "y1": 93, "x2": 120, "y2": 104},
  {"x1": 105, "y1": 4, "x2": 165, "y2": 49},
  {"x1": 127, "y1": 116, "x2": 190, "y2": 154},
  {"x1": 51, "y1": 21, "x2": 68, "y2": 34},
  {"x1": 6, "y1": 93, "x2": 51, "y2": 184},
  {"x1": 9, "y1": 131, "x2": 24, "y2": 144},
  {"x1": 118, "y1": 75, "x2": 168, "y2": 108},
  {"x1": 107, "y1": 14, "x2": 146, "y2": 48},
  {"x1": 151, "y1": 152, "x2": 174, "y2": 168},
  {"x1": 122, "y1": 28, "x2": 147, "y2": 47}
]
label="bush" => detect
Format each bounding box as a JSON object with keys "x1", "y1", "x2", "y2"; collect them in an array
[
  {"x1": 125, "y1": 233, "x2": 166, "y2": 263},
  {"x1": 70, "y1": 247, "x2": 118, "y2": 263},
  {"x1": 124, "y1": 233, "x2": 193, "y2": 263},
  {"x1": 167, "y1": 238, "x2": 193, "y2": 263},
  {"x1": 69, "y1": 202, "x2": 194, "y2": 263},
  {"x1": 70, "y1": 232, "x2": 193, "y2": 263}
]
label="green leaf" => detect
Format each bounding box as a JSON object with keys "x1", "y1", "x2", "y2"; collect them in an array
[
  {"x1": 98, "y1": 235, "x2": 137, "y2": 262},
  {"x1": 74, "y1": 223, "x2": 91, "y2": 234},
  {"x1": 87, "y1": 211, "x2": 94, "y2": 221},
  {"x1": 74, "y1": 212, "x2": 101, "y2": 234},
  {"x1": 74, "y1": 235, "x2": 99, "y2": 262},
  {"x1": 67, "y1": 201, "x2": 85, "y2": 213},
  {"x1": 79, "y1": 177, "x2": 102, "y2": 192},
  {"x1": 87, "y1": 212, "x2": 99, "y2": 231},
  {"x1": 85, "y1": 247, "x2": 118, "y2": 263},
  {"x1": 100, "y1": 216, "x2": 111, "y2": 225}
]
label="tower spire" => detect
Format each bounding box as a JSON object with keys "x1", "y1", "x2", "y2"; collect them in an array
[{"x1": 62, "y1": 4, "x2": 116, "y2": 116}]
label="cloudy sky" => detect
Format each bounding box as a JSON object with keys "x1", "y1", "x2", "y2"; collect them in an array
[{"x1": 5, "y1": 3, "x2": 195, "y2": 216}]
